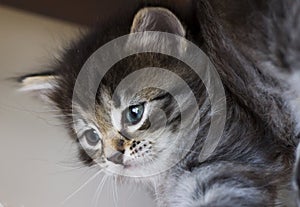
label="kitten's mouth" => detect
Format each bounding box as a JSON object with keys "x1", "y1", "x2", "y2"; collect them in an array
[
  {"x1": 106, "y1": 154, "x2": 150, "y2": 169},
  {"x1": 105, "y1": 139, "x2": 154, "y2": 168}
]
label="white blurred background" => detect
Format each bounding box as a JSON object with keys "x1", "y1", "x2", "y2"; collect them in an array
[{"x1": 0, "y1": 5, "x2": 154, "y2": 207}]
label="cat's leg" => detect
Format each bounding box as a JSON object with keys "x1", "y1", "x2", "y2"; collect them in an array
[{"x1": 166, "y1": 162, "x2": 288, "y2": 207}]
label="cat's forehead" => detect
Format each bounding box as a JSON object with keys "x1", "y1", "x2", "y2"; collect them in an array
[
  {"x1": 100, "y1": 64, "x2": 184, "y2": 109},
  {"x1": 111, "y1": 87, "x2": 165, "y2": 109}
]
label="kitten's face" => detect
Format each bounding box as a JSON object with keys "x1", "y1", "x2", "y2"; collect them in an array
[
  {"x1": 74, "y1": 83, "x2": 186, "y2": 176},
  {"x1": 71, "y1": 49, "x2": 202, "y2": 176},
  {"x1": 20, "y1": 7, "x2": 202, "y2": 177}
]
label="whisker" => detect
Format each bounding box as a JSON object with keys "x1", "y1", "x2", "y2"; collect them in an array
[
  {"x1": 93, "y1": 174, "x2": 108, "y2": 207},
  {"x1": 127, "y1": 185, "x2": 137, "y2": 202},
  {"x1": 60, "y1": 169, "x2": 103, "y2": 206},
  {"x1": 112, "y1": 175, "x2": 119, "y2": 207}
]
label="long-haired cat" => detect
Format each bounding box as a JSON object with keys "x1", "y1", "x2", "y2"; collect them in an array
[{"x1": 19, "y1": 0, "x2": 300, "y2": 206}]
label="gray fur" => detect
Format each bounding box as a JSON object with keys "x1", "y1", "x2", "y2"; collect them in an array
[{"x1": 19, "y1": 1, "x2": 300, "y2": 206}]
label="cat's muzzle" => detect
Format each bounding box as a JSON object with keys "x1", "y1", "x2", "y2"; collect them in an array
[
  {"x1": 105, "y1": 138, "x2": 126, "y2": 165},
  {"x1": 107, "y1": 151, "x2": 124, "y2": 165}
]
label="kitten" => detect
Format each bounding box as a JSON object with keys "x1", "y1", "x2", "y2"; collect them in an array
[{"x1": 19, "y1": 1, "x2": 300, "y2": 207}]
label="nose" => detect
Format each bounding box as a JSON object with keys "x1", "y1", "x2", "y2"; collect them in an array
[
  {"x1": 107, "y1": 151, "x2": 124, "y2": 165},
  {"x1": 105, "y1": 138, "x2": 126, "y2": 165}
]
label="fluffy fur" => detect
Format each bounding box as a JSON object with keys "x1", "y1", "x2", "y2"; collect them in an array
[{"x1": 19, "y1": 1, "x2": 300, "y2": 206}]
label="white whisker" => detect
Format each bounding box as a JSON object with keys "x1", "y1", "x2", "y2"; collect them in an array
[
  {"x1": 93, "y1": 174, "x2": 108, "y2": 207},
  {"x1": 113, "y1": 176, "x2": 119, "y2": 207},
  {"x1": 60, "y1": 169, "x2": 103, "y2": 206}
]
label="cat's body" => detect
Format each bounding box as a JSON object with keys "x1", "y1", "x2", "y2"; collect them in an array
[{"x1": 19, "y1": 1, "x2": 300, "y2": 206}]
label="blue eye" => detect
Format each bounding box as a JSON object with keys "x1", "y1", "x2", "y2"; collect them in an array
[
  {"x1": 125, "y1": 104, "x2": 144, "y2": 125},
  {"x1": 84, "y1": 129, "x2": 100, "y2": 146}
]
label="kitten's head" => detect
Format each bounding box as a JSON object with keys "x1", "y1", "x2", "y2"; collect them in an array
[{"x1": 19, "y1": 7, "x2": 205, "y2": 177}]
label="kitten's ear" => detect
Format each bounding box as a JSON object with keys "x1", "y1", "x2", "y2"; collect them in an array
[
  {"x1": 130, "y1": 7, "x2": 185, "y2": 37},
  {"x1": 127, "y1": 7, "x2": 187, "y2": 54},
  {"x1": 18, "y1": 72, "x2": 57, "y2": 99}
]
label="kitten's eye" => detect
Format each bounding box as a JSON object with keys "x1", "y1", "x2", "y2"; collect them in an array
[
  {"x1": 84, "y1": 129, "x2": 100, "y2": 146},
  {"x1": 125, "y1": 104, "x2": 144, "y2": 125}
]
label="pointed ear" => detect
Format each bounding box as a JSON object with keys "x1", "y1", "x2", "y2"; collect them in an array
[
  {"x1": 19, "y1": 73, "x2": 57, "y2": 91},
  {"x1": 128, "y1": 7, "x2": 187, "y2": 54},
  {"x1": 18, "y1": 72, "x2": 57, "y2": 100},
  {"x1": 131, "y1": 7, "x2": 185, "y2": 36}
]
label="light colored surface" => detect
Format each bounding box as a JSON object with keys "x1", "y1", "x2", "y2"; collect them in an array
[{"x1": 0, "y1": 5, "x2": 154, "y2": 207}]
